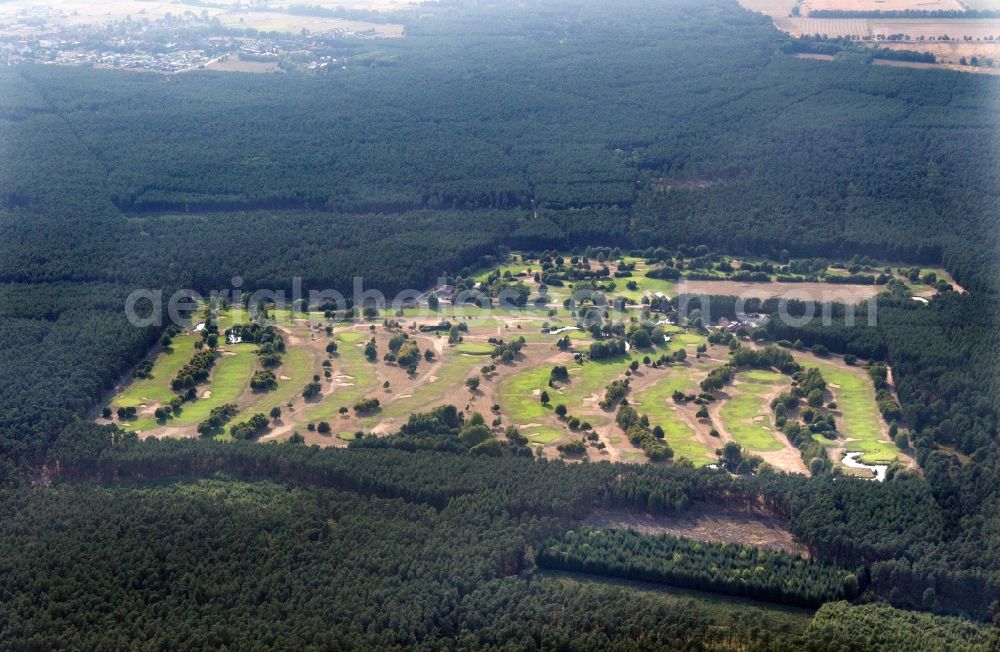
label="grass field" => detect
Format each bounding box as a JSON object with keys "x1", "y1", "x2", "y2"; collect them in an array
[
  {"x1": 806, "y1": 360, "x2": 898, "y2": 464},
  {"x1": 630, "y1": 367, "x2": 715, "y2": 465},
  {"x1": 665, "y1": 332, "x2": 705, "y2": 352},
  {"x1": 113, "y1": 332, "x2": 201, "y2": 409},
  {"x1": 497, "y1": 364, "x2": 561, "y2": 442},
  {"x1": 561, "y1": 357, "x2": 634, "y2": 404},
  {"x1": 294, "y1": 331, "x2": 377, "y2": 428},
  {"x1": 241, "y1": 345, "x2": 314, "y2": 417},
  {"x1": 455, "y1": 342, "x2": 494, "y2": 355},
  {"x1": 366, "y1": 347, "x2": 481, "y2": 423},
  {"x1": 129, "y1": 344, "x2": 258, "y2": 431},
  {"x1": 720, "y1": 370, "x2": 788, "y2": 452},
  {"x1": 105, "y1": 257, "x2": 902, "y2": 471},
  {"x1": 471, "y1": 261, "x2": 536, "y2": 282},
  {"x1": 615, "y1": 269, "x2": 676, "y2": 302}
]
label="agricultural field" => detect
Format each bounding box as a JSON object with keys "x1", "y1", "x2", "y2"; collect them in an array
[
  {"x1": 261, "y1": 0, "x2": 426, "y2": 11},
  {"x1": 0, "y1": 0, "x2": 222, "y2": 32},
  {"x1": 802, "y1": 0, "x2": 964, "y2": 12},
  {"x1": 0, "y1": 0, "x2": 406, "y2": 39},
  {"x1": 740, "y1": 0, "x2": 1000, "y2": 72},
  {"x1": 778, "y1": 16, "x2": 1000, "y2": 39},
  {"x1": 677, "y1": 279, "x2": 881, "y2": 303},
  {"x1": 877, "y1": 41, "x2": 1000, "y2": 67},
  {"x1": 216, "y1": 12, "x2": 404, "y2": 37},
  {"x1": 100, "y1": 251, "x2": 912, "y2": 476},
  {"x1": 203, "y1": 58, "x2": 282, "y2": 74}
]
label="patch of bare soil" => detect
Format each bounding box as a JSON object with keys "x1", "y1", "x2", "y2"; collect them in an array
[
  {"x1": 203, "y1": 58, "x2": 282, "y2": 74},
  {"x1": 675, "y1": 279, "x2": 880, "y2": 303},
  {"x1": 874, "y1": 57, "x2": 1000, "y2": 75},
  {"x1": 804, "y1": 0, "x2": 964, "y2": 12},
  {"x1": 585, "y1": 502, "x2": 808, "y2": 557}
]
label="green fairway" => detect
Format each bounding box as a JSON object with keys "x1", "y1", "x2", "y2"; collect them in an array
[
  {"x1": 295, "y1": 331, "x2": 378, "y2": 428},
  {"x1": 630, "y1": 366, "x2": 714, "y2": 465},
  {"x1": 615, "y1": 268, "x2": 676, "y2": 302},
  {"x1": 806, "y1": 360, "x2": 900, "y2": 464},
  {"x1": 242, "y1": 345, "x2": 315, "y2": 417},
  {"x1": 665, "y1": 332, "x2": 706, "y2": 352},
  {"x1": 365, "y1": 348, "x2": 481, "y2": 424},
  {"x1": 496, "y1": 362, "x2": 577, "y2": 443},
  {"x1": 128, "y1": 344, "x2": 258, "y2": 431},
  {"x1": 719, "y1": 371, "x2": 789, "y2": 452},
  {"x1": 113, "y1": 331, "x2": 202, "y2": 409},
  {"x1": 742, "y1": 369, "x2": 787, "y2": 383},
  {"x1": 498, "y1": 364, "x2": 556, "y2": 426},
  {"x1": 563, "y1": 357, "x2": 633, "y2": 400},
  {"x1": 555, "y1": 355, "x2": 649, "y2": 435},
  {"x1": 399, "y1": 305, "x2": 502, "y2": 320}
]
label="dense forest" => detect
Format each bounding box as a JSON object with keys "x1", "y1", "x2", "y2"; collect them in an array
[
  {"x1": 537, "y1": 528, "x2": 861, "y2": 608},
  {"x1": 0, "y1": 0, "x2": 999, "y2": 646},
  {"x1": 0, "y1": 426, "x2": 986, "y2": 647}
]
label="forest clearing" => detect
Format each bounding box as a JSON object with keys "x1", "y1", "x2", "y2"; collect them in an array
[{"x1": 100, "y1": 249, "x2": 924, "y2": 478}]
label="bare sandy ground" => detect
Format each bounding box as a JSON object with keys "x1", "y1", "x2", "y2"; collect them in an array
[
  {"x1": 677, "y1": 279, "x2": 881, "y2": 303},
  {"x1": 585, "y1": 502, "x2": 809, "y2": 557}
]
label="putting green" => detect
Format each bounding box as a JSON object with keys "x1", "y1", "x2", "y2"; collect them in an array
[
  {"x1": 527, "y1": 428, "x2": 564, "y2": 444},
  {"x1": 741, "y1": 369, "x2": 787, "y2": 383},
  {"x1": 455, "y1": 342, "x2": 494, "y2": 355}
]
